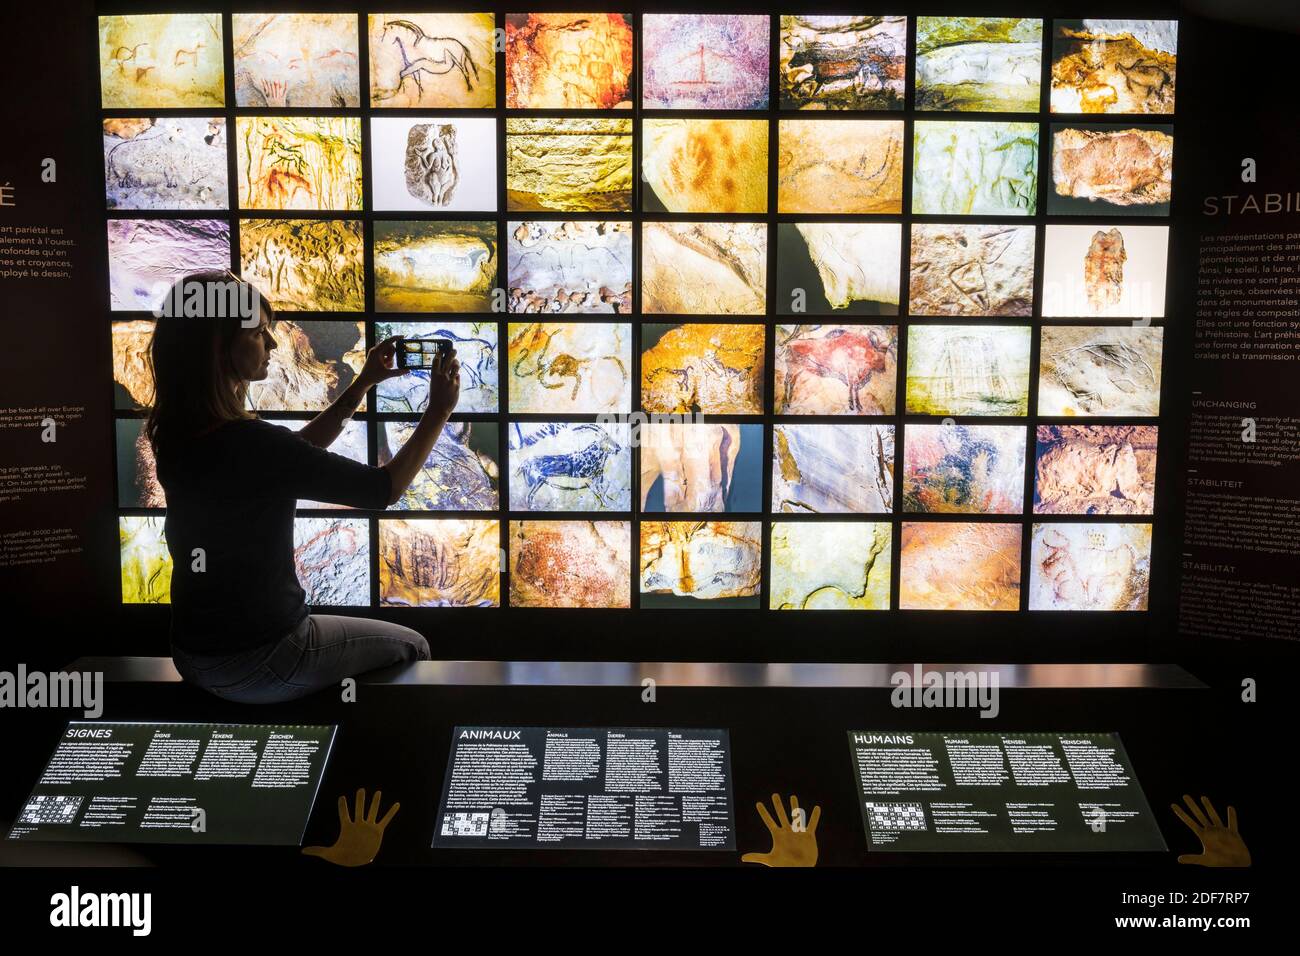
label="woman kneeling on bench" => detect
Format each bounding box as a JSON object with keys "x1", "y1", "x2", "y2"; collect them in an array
[{"x1": 147, "y1": 270, "x2": 459, "y2": 703}]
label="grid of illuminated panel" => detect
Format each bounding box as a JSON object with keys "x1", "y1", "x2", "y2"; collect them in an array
[{"x1": 104, "y1": 12, "x2": 1174, "y2": 611}]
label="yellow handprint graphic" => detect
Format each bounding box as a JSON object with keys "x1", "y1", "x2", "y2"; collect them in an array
[
  {"x1": 302, "y1": 788, "x2": 399, "y2": 867},
  {"x1": 741, "y1": 793, "x2": 820, "y2": 867},
  {"x1": 1171, "y1": 794, "x2": 1250, "y2": 867}
]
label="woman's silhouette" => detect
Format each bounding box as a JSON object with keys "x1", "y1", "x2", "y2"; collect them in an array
[{"x1": 148, "y1": 270, "x2": 460, "y2": 703}]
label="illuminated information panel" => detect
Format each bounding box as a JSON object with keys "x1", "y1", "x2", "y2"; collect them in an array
[
  {"x1": 434, "y1": 727, "x2": 734, "y2": 850},
  {"x1": 7, "y1": 722, "x2": 336, "y2": 845},
  {"x1": 847, "y1": 731, "x2": 1166, "y2": 852}
]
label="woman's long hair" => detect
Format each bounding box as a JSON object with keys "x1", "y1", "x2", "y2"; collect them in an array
[{"x1": 145, "y1": 271, "x2": 273, "y2": 459}]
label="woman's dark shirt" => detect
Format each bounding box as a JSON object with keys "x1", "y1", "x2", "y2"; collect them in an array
[{"x1": 156, "y1": 418, "x2": 391, "y2": 653}]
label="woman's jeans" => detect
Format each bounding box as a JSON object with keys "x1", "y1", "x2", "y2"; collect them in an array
[{"x1": 171, "y1": 614, "x2": 431, "y2": 704}]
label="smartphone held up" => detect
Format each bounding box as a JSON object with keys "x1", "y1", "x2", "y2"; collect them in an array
[{"x1": 395, "y1": 336, "x2": 454, "y2": 371}]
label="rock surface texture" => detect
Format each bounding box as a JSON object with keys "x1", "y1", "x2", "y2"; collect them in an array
[
  {"x1": 1034, "y1": 425, "x2": 1157, "y2": 515},
  {"x1": 509, "y1": 520, "x2": 631, "y2": 607},
  {"x1": 1051, "y1": 21, "x2": 1177, "y2": 114},
  {"x1": 507, "y1": 221, "x2": 631, "y2": 314},
  {"x1": 505, "y1": 13, "x2": 633, "y2": 109},
  {"x1": 1052, "y1": 127, "x2": 1172, "y2": 206},
  {"x1": 909, "y1": 224, "x2": 1035, "y2": 316},
  {"x1": 770, "y1": 521, "x2": 892, "y2": 610},
  {"x1": 772, "y1": 424, "x2": 895, "y2": 513},
  {"x1": 641, "y1": 324, "x2": 765, "y2": 414},
  {"x1": 506, "y1": 118, "x2": 632, "y2": 212},
  {"x1": 778, "y1": 119, "x2": 904, "y2": 213},
  {"x1": 379, "y1": 518, "x2": 500, "y2": 607},
  {"x1": 779, "y1": 15, "x2": 906, "y2": 111},
  {"x1": 639, "y1": 521, "x2": 762, "y2": 600},
  {"x1": 641, "y1": 222, "x2": 767, "y2": 315},
  {"x1": 912, "y1": 121, "x2": 1039, "y2": 215}
]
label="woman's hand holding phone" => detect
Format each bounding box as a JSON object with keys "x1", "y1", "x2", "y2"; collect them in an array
[
  {"x1": 425, "y1": 350, "x2": 460, "y2": 416},
  {"x1": 357, "y1": 336, "x2": 408, "y2": 389},
  {"x1": 382, "y1": 348, "x2": 460, "y2": 506}
]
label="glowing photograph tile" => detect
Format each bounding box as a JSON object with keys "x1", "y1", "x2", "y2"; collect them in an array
[
  {"x1": 505, "y1": 13, "x2": 633, "y2": 108},
  {"x1": 779, "y1": 15, "x2": 906, "y2": 111},
  {"x1": 236, "y1": 117, "x2": 362, "y2": 211},
  {"x1": 245, "y1": 321, "x2": 366, "y2": 413},
  {"x1": 641, "y1": 324, "x2": 765, "y2": 415},
  {"x1": 775, "y1": 325, "x2": 898, "y2": 415},
  {"x1": 639, "y1": 521, "x2": 762, "y2": 607},
  {"x1": 508, "y1": 520, "x2": 631, "y2": 608},
  {"x1": 293, "y1": 517, "x2": 370, "y2": 606},
  {"x1": 376, "y1": 322, "x2": 498, "y2": 414},
  {"x1": 642, "y1": 14, "x2": 770, "y2": 110},
  {"x1": 507, "y1": 323, "x2": 632, "y2": 413},
  {"x1": 507, "y1": 221, "x2": 632, "y2": 314},
  {"x1": 778, "y1": 120, "x2": 904, "y2": 214},
  {"x1": 905, "y1": 326, "x2": 1032, "y2": 417},
  {"x1": 1037, "y1": 326, "x2": 1163, "y2": 417},
  {"x1": 378, "y1": 421, "x2": 499, "y2": 511},
  {"x1": 120, "y1": 516, "x2": 172, "y2": 604},
  {"x1": 1034, "y1": 425, "x2": 1157, "y2": 515},
  {"x1": 104, "y1": 118, "x2": 228, "y2": 210},
  {"x1": 899, "y1": 522, "x2": 1022, "y2": 611},
  {"x1": 506, "y1": 118, "x2": 633, "y2": 212},
  {"x1": 914, "y1": 17, "x2": 1042, "y2": 112},
  {"x1": 641, "y1": 223, "x2": 767, "y2": 316},
  {"x1": 239, "y1": 219, "x2": 365, "y2": 312},
  {"x1": 373, "y1": 220, "x2": 497, "y2": 312},
  {"x1": 108, "y1": 219, "x2": 230, "y2": 312},
  {"x1": 908, "y1": 224, "x2": 1035, "y2": 317},
  {"x1": 99, "y1": 14, "x2": 225, "y2": 108},
  {"x1": 772, "y1": 424, "x2": 895, "y2": 514},
  {"x1": 379, "y1": 518, "x2": 501, "y2": 607},
  {"x1": 509, "y1": 422, "x2": 632, "y2": 512},
  {"x1": 642, "y1": 119, "x2": 768, "y2": 213},
  {"x1": 640, "y1": 423, "x2": 762, "y2": 513},
  {"x1": 1041, "y1": 224, "x2": 1169, "y2": 318},
  {"x1": 911, "y1": 121, "x2": 1040, "y2": 216},
  {"x1": 232, "y1": 13, "x2": 360, "y2": 107},
  {"x1": 1051, "y1": 20, "x2": 1176, "y2": 114},
  {"x1": 902, "y1": 423, "x2": 1026, "y2": 514},
  {"x1": 770, "y1": 522, "x2": 892, "y2": 610},
  {"x1": 1029, "y1": 522, "x2": 1152, "y2": 610},
  {"x1": 777, "y1": 223, "x2": 901, "y2": 315},
  {"x1": 369, "y1": 13, "x2": 496, "y2": 109}
]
